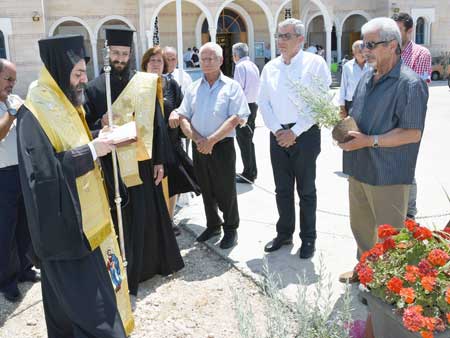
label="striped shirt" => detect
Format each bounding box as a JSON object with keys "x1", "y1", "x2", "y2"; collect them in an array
[{"x1": 343, "y1": 60, "x2": 428, "y2": 185}]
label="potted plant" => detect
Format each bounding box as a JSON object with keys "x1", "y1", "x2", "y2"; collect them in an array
[
  {"x1": 289, "y1": 76, "x2": 359, "y2": 143},
  {"x1": 356, "y1": 220, "x2": 450, "y2": 338}
]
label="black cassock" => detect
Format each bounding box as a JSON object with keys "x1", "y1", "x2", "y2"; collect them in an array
[
  {"x1": 85, "y1": 72, "x2": 184, "y2": 296},
  {"x1": 16, "y1": 106, "x2": 126, "y2": 338},
  {"x1": 162, "y1": 76, "x2": 201, "y2": 197}
]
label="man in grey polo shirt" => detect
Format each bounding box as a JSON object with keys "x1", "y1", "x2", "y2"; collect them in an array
[
  {"x1": 338, "y1": 18, "x2": 428, "y2": 283},
  {"x1": 178, "y1": 42, "x2": 250, "y2": 249}
]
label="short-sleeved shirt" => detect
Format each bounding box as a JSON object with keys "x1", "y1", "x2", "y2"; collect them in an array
[
  {"x1": 178, "y1": 72, "x2": 250, "y2": 138},
  {"x1": 401, "y1": 41, "x2": 432, "y2": 82},
  {"x1": 343, "y1": 60, "x2": 428, "y2": 186},
  {"x1": 0, "y1": 94, "x2": 23, "y2": 168}
]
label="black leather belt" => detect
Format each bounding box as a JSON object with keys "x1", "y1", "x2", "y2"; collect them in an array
[{"x1": 281, "y1": 123, "x2": 296, "y2": 129}]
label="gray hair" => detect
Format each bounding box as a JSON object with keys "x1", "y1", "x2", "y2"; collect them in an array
[
  {"x1": 361, "y1": 17, "x2": 402, "y2": 48},
  {"x1": 163, "y1": 46, "x2": 177, "y2": 55},
  {"x1": 232, "y1": 43, "x2": 249, "y2": 58},
  {"x1": 278, "y1": 18, "x2": 305, "y2": 37},
  {"x1": 352, "y1": 40, "x2": 363, "y2": 52},
  {"x1": 199, "y1": 42, "x2": 223, "y2": 58}
]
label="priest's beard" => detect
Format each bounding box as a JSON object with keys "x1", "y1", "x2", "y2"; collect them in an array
[
  {"x1": 65, "y1": 83, "x2": 87, "y2": 107},
  {"x1": 111, "y1": 59, "x2": 131, "y2": 79}
]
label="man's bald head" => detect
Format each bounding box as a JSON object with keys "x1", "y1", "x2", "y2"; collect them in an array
[{"x1": 0, "y1": 59, "x2": 17, "y2": 102}]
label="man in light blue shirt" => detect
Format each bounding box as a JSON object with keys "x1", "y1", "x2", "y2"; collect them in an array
[
  {"x1": 178, "y1": 42, "x2": 250, "y2": 249},
  {"x1": 338, "y1": 40, "x2": 370, "y2": 118}
]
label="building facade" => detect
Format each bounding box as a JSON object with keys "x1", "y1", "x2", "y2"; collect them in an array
[{"x1": 1, "y1": 0, "x2": 449, "y2": 96}]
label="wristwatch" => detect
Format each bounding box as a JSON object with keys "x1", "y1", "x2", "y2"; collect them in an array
[{"x1": 372, "y1": 135, "x2": 379, "y2": 148}]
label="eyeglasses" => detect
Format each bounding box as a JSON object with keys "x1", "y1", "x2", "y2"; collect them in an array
[
  {"x1": 2, "y1": 76, "x2": 16, "y2": 84},
  {"x1": 200, "y1": 57, "x2": 218, "y2": 63},
  {"x1": 275, "y1": 33, "x2": 300, "y2": 41},
  {"x1": 361, "y1": 39, "x2": 395, "y2": 50}
]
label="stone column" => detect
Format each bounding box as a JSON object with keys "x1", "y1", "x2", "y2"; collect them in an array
[
  {"x1": 326, "y1": 27, "x2": 332, "y2": 66},
  {"x1": 209, "y1": 27, "x2": 217, "y2": 44},
  {"x1": 91, "y1": 38, "x2": 99, "y2": 77},
  {"x1": 336, "y1": 30, "x2": 342, "y2": 63},
  {"x1": 270, "y1": 26, "x2": 276, "y2": 59},
  {"x1": 176, "y1": 0, "x2": 184, "y2": 78}
]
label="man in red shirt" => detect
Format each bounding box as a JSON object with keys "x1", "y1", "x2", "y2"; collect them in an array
[{"x1": 392, "y1": 12, "x2": 432, "y2": 221}]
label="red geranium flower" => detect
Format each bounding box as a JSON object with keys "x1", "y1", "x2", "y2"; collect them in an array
[
  {"x1": 446, "y1": 313, "x2": 450, "y2": 324},
  {"x1": 421, "y1": 276, "x2": 436, "y2": 292},
  {"x1": 418, "y1": 259, "x2": 438, "y2": 277},
  {"x1": 356, "y1": 263, "x2": 374, "y2": 286},
  {"x1": 383, "y1": 237, "x2": 396, "y2": 251},
  {"x1": 400, "y1": 287, "x2": 416, "y2": 304},
  {"x1": 403, "y1": 305, "x2": 424, "y2": 332},
  {"x1": 378, "y1": 224, "x2": 399, "y2": 239},
  {"x1": 387, "y1": 277, "x2": 403, "y2": 294},
  {"x1": 405, "y1": 265, "x2": 420, "y2": 283},
  {"x1": 421, "y1": 331, "x2": 433, "y2": 338},
  {"x1": 428, "y1": 249, "x2": 449, "y2": 267},
  {"x1": 405, "y1": 218, "x2": 419, "y2": 232},
  {"x1": 413, "y1": 226, "x2": 433, "y2": 241}
]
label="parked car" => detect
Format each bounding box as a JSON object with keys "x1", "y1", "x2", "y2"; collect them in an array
[{"x1": 431, "y1": 57, "x2": 450, "y2": 80}]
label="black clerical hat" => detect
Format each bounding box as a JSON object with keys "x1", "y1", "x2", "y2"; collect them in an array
[
  {"x1": 38, "y1": 35, "x2": 90, "y2": 93},
  {"x1": 105, "y1": 28, "x2": 135, "y2": 48}
]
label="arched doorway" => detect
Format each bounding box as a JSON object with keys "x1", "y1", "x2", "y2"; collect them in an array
[
  {"x1": 341, "y1": 14, "x2": 367, "y2": 58},
  {"x1": 52, "y1": 21, "x2": 95, "y2": 79},
  {"x1": 202, "y1": 8, "x2": 248, "y2": 76},
  {"x1": 0, "y1": 31, "x2": 6, "y2": 59},
  {"x1": 307, "y1": 15, "x2": 336, "y2": 61},
  {"x1": 416, "y1": 17, "x2": 425, "y2": 44}
]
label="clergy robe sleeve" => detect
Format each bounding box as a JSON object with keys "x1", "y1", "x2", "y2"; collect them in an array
[{"x1": 16, "y1": 106, "x2": 93, "y2": 261}]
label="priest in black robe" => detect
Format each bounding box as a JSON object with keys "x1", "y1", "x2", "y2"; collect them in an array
[
  {"x1": 16, "y1": 35, "x2": 129, "y2": 338},
  {"x1": 84, "y1": 28, "x2": 184, "y2": 296}
]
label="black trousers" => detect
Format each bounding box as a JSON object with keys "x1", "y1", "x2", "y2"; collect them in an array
[
  {"x1": 193, "y1": 138, "x2": 239, "y2": 230},
  {"x1": 270, "y1": 125, "x2": 321, "y2": 242},
  {"x1": 0, "y1": 165, "x2": 32, "y2": 292},
  {"x1": 236, "y1": 102, "x2": 258, "y2": 180}
]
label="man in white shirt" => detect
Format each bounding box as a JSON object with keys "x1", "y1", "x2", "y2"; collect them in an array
[
  {"x1": 0, "y1": 59, "x2": 39, "y2": 303},
  {"x1": 163, "y1": 46, "x2": 193, "y2": 93},
  {"x1": 258, "y1": 19, "x2": 331, "y2": 259},
  {"x1": 338, "y1": 40, "x2": 370, "y2": 118}
]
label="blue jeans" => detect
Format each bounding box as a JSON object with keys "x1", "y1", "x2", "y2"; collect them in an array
[{"x1": 0, "y1": 165, "x2": 32, "y2": 292}]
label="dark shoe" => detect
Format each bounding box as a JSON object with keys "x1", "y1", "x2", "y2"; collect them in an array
[
  {"x1": 339, "y1": 270, "x2": 359, "y2": 284},
  {"x1": 18, "y1": 270, "x2": 41, "y2": 283},
  {"x1": 220, "y1": 230, "x2": 238, "y2": 249},
  {"x1": 264, "y1": 236, "x2": 293, "y2": 252},
  {"x1": 299, "y1": 241, "x2": 315, "y2": 259},
  {"x1": 236, "y1": 175, "x2": 254, "y2": 184},
  {"x1": 2, "y1": 285, "x2": 21, "y2": 302},
  {"x1": 196, "y1": 227, "x2": 222, "y2": 242},
  {"x1": 171, "y1": 221, "x2": 181, "y2": 237}
]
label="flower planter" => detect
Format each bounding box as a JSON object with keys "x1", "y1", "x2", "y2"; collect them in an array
[{"x1": 365, "y1": 292, "x2": 448, "y2": 338}]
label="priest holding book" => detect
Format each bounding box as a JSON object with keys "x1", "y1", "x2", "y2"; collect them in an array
[{"x1": 84, "y1": 28, "x2": 184, "y2": 296}]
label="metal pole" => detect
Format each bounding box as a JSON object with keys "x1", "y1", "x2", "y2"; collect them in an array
[{"x1": 103, "y1": 41, "x2": 127, "y2": 267}]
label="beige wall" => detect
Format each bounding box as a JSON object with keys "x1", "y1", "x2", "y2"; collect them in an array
[{"x1": 2, "y1": 0, "x2": 450, "y2": 97}]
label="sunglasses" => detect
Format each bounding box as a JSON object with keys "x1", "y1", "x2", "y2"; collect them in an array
[
  {"x1": 361, "y1": 39, "x2": 395, "y2": 50},
  {"x1": 275, "y1": 33, "x2": 300, "y2": 41}
]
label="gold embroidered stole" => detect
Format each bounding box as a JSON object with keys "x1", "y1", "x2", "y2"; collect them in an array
[
  {"x1": 25, "y1": 68, "x2": 134, "y2": 335},
  {"x1": 112, "y1": 72, "x2": 158, "y2": 187},
  {"x1": 24, "y1": 68, "x2": 111, "y2": 249}
]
